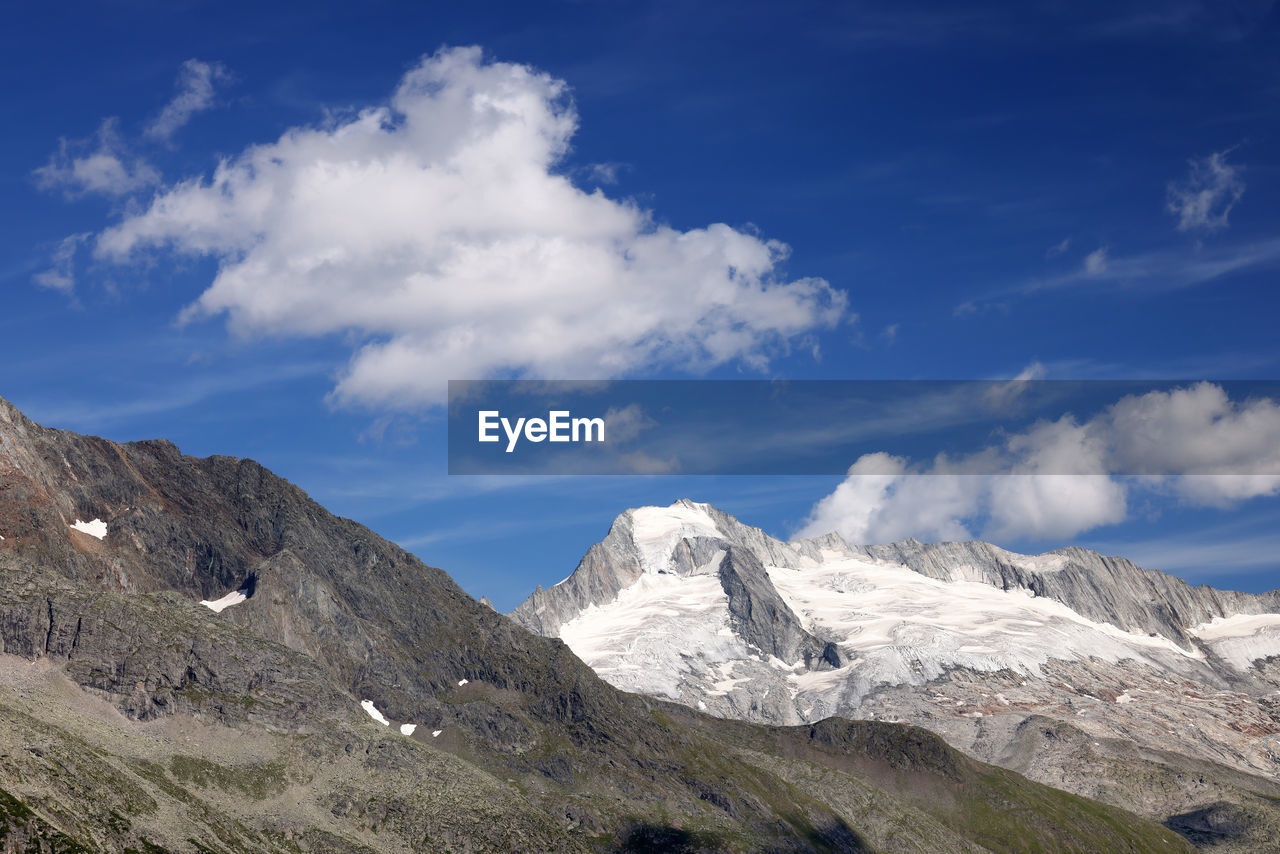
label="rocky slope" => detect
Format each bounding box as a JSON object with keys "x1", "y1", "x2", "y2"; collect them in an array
[
  {"x1": 0, "y1": 396, "x2": 1193, "y2": 852},
  {"x1": 512, "y1": 499, "x2": 1280, "y2": 851}
]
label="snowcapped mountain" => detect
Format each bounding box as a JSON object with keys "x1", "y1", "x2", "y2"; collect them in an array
[{"x1": 513, "y1": 500, "x2": 1280, "y2": 827}]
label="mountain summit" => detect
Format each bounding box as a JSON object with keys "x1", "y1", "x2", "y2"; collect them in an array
[{"x1": 514, "y1": 499, "x2": 1280, "y2": 850}]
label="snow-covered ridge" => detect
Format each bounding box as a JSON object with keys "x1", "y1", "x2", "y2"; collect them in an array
[{"x1": 519, "y1": 500, "x2": 1280, "y2": 728}]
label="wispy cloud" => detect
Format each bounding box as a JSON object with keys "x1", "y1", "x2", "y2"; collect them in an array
[
  {"x1": 145, "y1": 59, "x2": 231, "y2": 142},
  {"x1": 21, "y1": 360, "x2": 329, "y2": 432},
  {"x1": 33, "y1": 118, "x2": 159, "y2": 198},
  {"x1": 584, "y1": 161, "x2": 628, "y2": 185},
  {"x1": 1046, "y1": 237, "x2": 1071, "y2": 258},
  {"x1": 1167, "y1": 149, "x2": 1245, "y2": 233},
  {"x1": 961, "y1": 236, "x2": 1280, "y2": 312},
  {"x1": 31, "y1": 233, "x2": 89, "y2": 294},
  {"x1": 1083, "y1": 246, "x2": 1109, "y2": 276}
]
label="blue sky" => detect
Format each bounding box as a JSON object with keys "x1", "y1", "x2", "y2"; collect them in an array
[{"x1": 3, "y1": 0, "x2": 1279, "y2": 609}]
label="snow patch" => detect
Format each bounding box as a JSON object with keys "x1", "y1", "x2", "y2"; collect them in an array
[
  {"x1": 431, "y1": 729, "x2": 442, "y2": 738},
  {"x1": 200, "y1": 587, "x2": 250, "y2": 613},
  {"x1": 70, "y1": 518, "x2": 107, "y2": 540},
  {"x1": 1116, "y1": 692, "x2": 1133, "y2": 704},
  {"x1": 457, "y1": 678, "x2": 469, "y2": 686},
  {"x1": 400, "y1": 723, "x2": 417, "y2": 736},
  {"x1": 360, "y1": 700, "x2": 390, "y2": 726}
]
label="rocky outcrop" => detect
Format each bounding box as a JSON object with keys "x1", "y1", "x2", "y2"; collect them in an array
[
  {"x1": 717, "y1": 546, "x2": 841, "y2": 668},
  {"x1": 509, "y1": 511, "x2": 647, "y2": 635}
]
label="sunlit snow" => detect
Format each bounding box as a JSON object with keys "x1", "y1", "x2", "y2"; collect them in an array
[
  {"x1": 360, "y1": 700, "x2": 390, "y2": 726},
  {"x1": 629, "y1": 502, "x2": 722, "y2": 573},
  {"x1": 557, "y1": 540, "x2": 1217, "y2": 716},
  {"x1": 400, "y1": 723, "x2": 417, "y2": 736},
  {"x1": 457, "y1": 678, "x2": 469, "y2": 686},
  {"x1": 69, "y1": 518, "x2": 107, "y2": 540},
  {"x1": 560, "y1": 571, "x2": 751, "y2": 699},
  {"x1": 431, "y1": 729, "x2": 442, "y2": 737},
  {"x1": 200, "y1": 588, "x2": 249, "y2": 613},
  {"x1": 1190, "y1": 613, "x2": 1280, "y2": 671}
]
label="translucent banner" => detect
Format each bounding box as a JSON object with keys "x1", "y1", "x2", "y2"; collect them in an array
[{"x1": 447, "y1": 380, "x2": 1280, "y2": 476}]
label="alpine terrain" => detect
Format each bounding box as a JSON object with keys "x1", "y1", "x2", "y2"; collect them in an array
[
  {"x1": 0, "y1": 396, "x2": 1198, "y2": 853},
  {"x1": 514, "y1": 500, "x2": 1280, "y2": 852}
]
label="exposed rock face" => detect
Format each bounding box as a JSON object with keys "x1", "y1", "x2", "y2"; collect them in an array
[
  {"x1": 512, "y1": 499, "x2": 1280, "y2": 849},
  {"x1": 717, "y1": 545, "x2": 839, "y2": 668},
  {"x1": 0, "y1": 396, "x2": 1195, "y2": 852}
]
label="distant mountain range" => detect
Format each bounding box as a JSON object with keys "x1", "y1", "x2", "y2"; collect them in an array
[{"x1": 514, "y1": 499, "x2": 1280, "y2": 852}]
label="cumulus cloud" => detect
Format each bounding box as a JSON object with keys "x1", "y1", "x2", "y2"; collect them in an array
[
  {"x1": 1167, "y1": 149, "x2": 1245, "y2": 233},
  {"x1": 94, "y1": 47, "x2": 848, "y2": 408},
  {"x1": 145, "y1": 59, "x2": 230, "y2": 141},
  {"x1": 797, "y1": 382, "x2": 1280, "y2": 545},
  {"x1": 34, "y1": 118, "x2": 159, "y2": 197}
]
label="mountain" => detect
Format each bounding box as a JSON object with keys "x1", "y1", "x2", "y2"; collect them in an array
[
  {"x1": 512, "y1": 499, "x2": 1280, "y2": 852},
  {"x1": 0, "y1": 396, "x2": 1195, "y2": 853}
]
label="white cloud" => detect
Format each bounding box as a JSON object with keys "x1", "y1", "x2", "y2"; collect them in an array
[
  {"x1": 1083, "y1": 246, "x2": 1108, "y2": 276},
  {"x1": 798, "y1": 452, "x2": 982, "y2": 544},
  {"x1": 1046, "y1": 237, "x2": 1070, "y2": 258},
  {"x1": 32, "y1": 233, "x2": 89, "y2": 293},
  {"x1": 145, "y1": 59, "x2": 230, "y2": 141},
  {"x1": 34, "y1": 118, "x2": 159, "y2": 197},
  {"x1": 1102, "y1": 383, "x2": 1280, "y2": 477},
  {"x1": 94, "y1": 47, "x2": 848, "y2": 409},
  {"x1": 1167, "y1": 149, "x2": 1245, "y2": 232},
  {"x1": 797, "y1": 383, "x2": 1280, "y2": 545}
]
